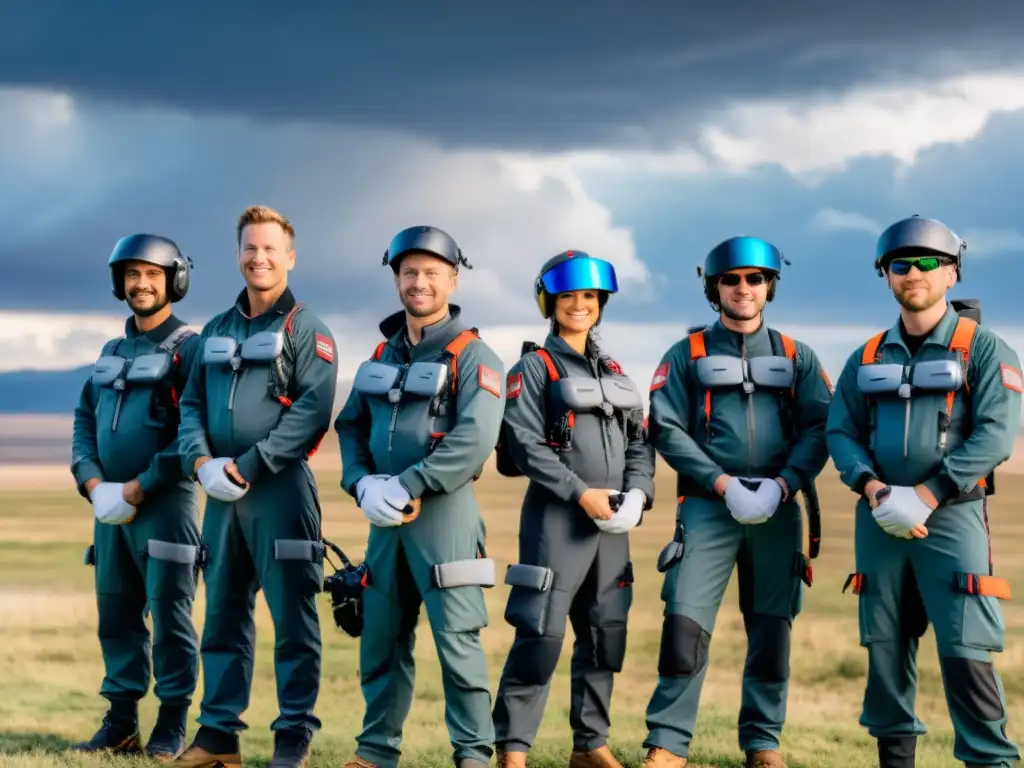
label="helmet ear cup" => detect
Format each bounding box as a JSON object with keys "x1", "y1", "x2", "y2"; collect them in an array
[{"x1": 168, "y1": 256, "x2": 192, "y2": 302}]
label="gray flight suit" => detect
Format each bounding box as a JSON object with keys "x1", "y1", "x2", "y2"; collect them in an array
[
  {"x1": 70, "y1": 314, "x2": 203, "y2": 713},
  {"x1": 827, "y1": 305, "x2": 1022, "y2": 767},
  {"x1": 335, "y1": 305, "x2": 507, "y2": 768},
  {"x1": 642, "y1": 319, "x2": 832, "y2": 760},
  {"x1": 176, "y1": 287, "x2": 338, "y2": 743},
  {"x1": 491, "y1": 334, "x2": 656, "y2": 754}
]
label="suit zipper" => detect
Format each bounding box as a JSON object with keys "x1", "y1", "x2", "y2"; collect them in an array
[{"x1": 741, "y1": 335, "x2": 756, "y2": 474}]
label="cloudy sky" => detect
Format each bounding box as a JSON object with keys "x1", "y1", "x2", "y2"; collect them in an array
[{"x1": 3, "y1": 1, "x2": 1024, "y2": 398}]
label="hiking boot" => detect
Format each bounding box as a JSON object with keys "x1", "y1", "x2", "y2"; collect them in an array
[
  {"x1": 642, "y1": 747, "x2": 687, "y2": 767},
  {"x1": 167, "y1": 726, "x2": 241, "y2": 768},
  {"x1": 878, "y1": 736, "x2": 916, "y2": 768},
  {"x1": 745, "y1": 750, "x2": 787, "y2": 768},
  {"x1": 342, "y1": 756, "x2": 379, "y2": 768},
  {"x1": 495, "y1": 746, "x2": 526, "y2": 768},
  {"x1": 69, "y1": 707, "x2": 141, "y2": 754},
  {"x1": 268, "y1": 728, "x2": 313, "y2": 768},
  {"x1": 570, "y1": 745, "x2": 624, "y2": 768},
  {"x1": 145, "y1": 704, "x2": 189, "y2": 762}
]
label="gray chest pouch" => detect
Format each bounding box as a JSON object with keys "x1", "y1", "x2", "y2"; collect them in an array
[
  {"x1": 203, "y1": 331, "x2": 286, "y2": 410},
  {"x1": 695, "y1": 354, "x2": 794, "y2": 395},
  {"x1": 856, "y1": 360, "x2": 963, "y2": 400},
  {"x1": 92, "y1": 352, "x2": 173, "y2": 431},
  {"x1": 353, "y1": 359, "x2": 453, "y2": 455},
  {"x1": 600, "y1": 377, "x2": 643, "y2": 412}
]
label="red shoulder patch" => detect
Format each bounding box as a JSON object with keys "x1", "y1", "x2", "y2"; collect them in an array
[
  {"x1": 650, "y1": 362, "x2": 670, "y2": 392},
  {"x1": 478, "y1": 364, "x2": 501, "y2": 397},
  {"x1": 315, "y1": 333, "x2": 334, "y2": 363},
  {"x1": 604, "y1": 358, "x2": 623, "y2": 375},
  {"x1": 1001, "y1": 363, "x2": 1023, "y2": 393},
  {"x1": 506, "y1": 372, "x2": 523, "y2": 399}
]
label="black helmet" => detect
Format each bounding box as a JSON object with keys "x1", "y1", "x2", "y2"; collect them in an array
[
  {"x1": 109, "y1": 234, "x2": 193, "y2": 302},
  {"x1": 382, "y1": 225, "x2": 472, "y2": 273},
  {"x1": 875, "y1": 215, "x2": 966, "y2": 280}
]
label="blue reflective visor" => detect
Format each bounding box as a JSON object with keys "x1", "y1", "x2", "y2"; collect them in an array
[
  {"x1": 539, "y1": 257, "x2": 619, "y2": 295},
  {"x1": 705, "y1": 237, "x2": 783, "y2": 277}
]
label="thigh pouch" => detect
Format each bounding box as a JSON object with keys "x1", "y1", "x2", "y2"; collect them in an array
[
  {"x1": 146, "y1": 539, "x2": 201, "y2": 600},
  {"x1": 424, "y1": 556, "x2": 495, "y2": 633},
  {"x1": 503, "y1": 563, "x2": 556, "y2": 637},
  {"x1": 274, "y1": 538, "x2": 325, "y2": 598}
]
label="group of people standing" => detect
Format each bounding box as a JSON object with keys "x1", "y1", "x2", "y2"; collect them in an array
[{"x1": 68, "y1": 205, "x2": 1022, "y2": 768}]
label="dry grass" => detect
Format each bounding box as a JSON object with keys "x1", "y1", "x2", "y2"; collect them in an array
[{"x1": 1, "y1": 458, "x2": 1022, "y2": 767}]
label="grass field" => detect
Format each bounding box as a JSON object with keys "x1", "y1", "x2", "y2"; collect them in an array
[{"x1": 2, "y1": 458, "x2": 1022, "y2": 768}]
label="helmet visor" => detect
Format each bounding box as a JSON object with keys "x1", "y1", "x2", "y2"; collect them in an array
[
  {"x1": 705, "y1": 237, "x2": 782, "y2": 277},
  {"x1": 540, "y1": 257, "x2": 619, "y2": 295}
]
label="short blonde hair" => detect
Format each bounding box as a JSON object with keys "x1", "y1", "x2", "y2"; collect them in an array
[{"x1": 236, "y1": 205, "x2": 295, "y2": 249}]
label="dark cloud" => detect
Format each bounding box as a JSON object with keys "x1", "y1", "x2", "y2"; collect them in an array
[{"x1": 2, "y1": 1, "x2": 1024, "y2": 152}]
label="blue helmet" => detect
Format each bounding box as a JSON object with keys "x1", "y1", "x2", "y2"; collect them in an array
[
  {"x1": 698, "y1": 236, "x2": 785, "y2": 307},
  {"x1": 534, "y1": 249, "x2": 619, "y2": 318},
  {"x1": 875, "y1": 215, "x2": 965, "y2": 279}
]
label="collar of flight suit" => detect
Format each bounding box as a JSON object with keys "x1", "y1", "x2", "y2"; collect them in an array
[
  {"x1": 543, "y1": 332, "x2": 597, "y2": 366},
  {"x1": 704, "y1": 316, "x2": 772, "y2": 352},
  {"x1": 122, "y1": 312, "x2": 187, "y2": 345},
  {"x1": 378, "y1": 303, "x2": 469, "y2": 361},
  {"x1": 231, "y1": 285, "x2": 298, "y2": 321},
  {"x1": 878, "y1": 303, "x2": 961, "y2": 360}
]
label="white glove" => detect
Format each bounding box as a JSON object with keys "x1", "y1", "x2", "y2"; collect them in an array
[
  {"x1": 594, "y1": 488, "x2": 646, "y2": 534},
  {"x1": 357, "y1": 475, "x2": 404, "y2": 527},
  {"x1": 197, "y1": 457, "x2": 249, "y2": 503},
  {"x1": 90, "y1": 482, "x2": 136, "y2": 525},
  {"x1": 724, "y1": 477, "x2": 777, "y2": 525},
  {"x1": 872, "y1": 485, "x2": 933, "y2": 539},
  {"x1": 380, "y1": 476, "x2": 413, "y2": 513}
]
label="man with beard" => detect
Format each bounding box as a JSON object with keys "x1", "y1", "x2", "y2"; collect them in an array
[
  {"x1": 640, "y1": 237, "x2": 833, "y2": 768},
  {"x1": 170, "y1": 205, "x2": 338, "y2": 768},
  {"x1": 70, "y1": 234, "x2": 203, "y2": 761},
  {"x1": 336, "y1": 225, "x2": 506, "y2": 768},
  {"x1": 827, "y1": 216, "x2": 1022, "y2": 768}
]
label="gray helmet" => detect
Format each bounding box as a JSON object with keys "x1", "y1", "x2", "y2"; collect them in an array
[
  {"x1": 381, "y1": 225, "x2": 472, "y2": 273},
  {"x1": 875, "y1": 215, "x2": 966, "y2": 279},
  {"x1": 109, "y1": 234, "x2": 193, "y2": 302}
]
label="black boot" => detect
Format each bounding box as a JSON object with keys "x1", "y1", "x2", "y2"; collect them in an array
[
  {"x1": 268, "y1": 728, "x2": 312, "y2": 768},
  {"x1": 145, "y1": 703, "x2": 189, "y2": 762},
  {"x1": 70, "y1": 701, "x2": 141, "y2": 754},
  {"x1": 878, "y1": 736, "x2": 916, "y2": 768}
]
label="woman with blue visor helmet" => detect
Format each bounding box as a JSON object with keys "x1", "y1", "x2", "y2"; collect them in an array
[{"x1": 491, "y1": 250, "x2": 656, "y2": 768}]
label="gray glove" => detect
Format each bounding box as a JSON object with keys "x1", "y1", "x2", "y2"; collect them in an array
[
  {"x1": 725, "y1": 477, "x2": 780, "y2": 525},
  {"x1": 594, "y1": 488, "x2": 645, "y2": 534},
  {"x1": 872, "y1": 485, "x2": 933, "y2": 538},
  {"x1": 90, "y1": 482, "x2": 137, "y2": 524},
  {"x1": 357, "y1": 474, "x2": 403, "y2": 527},
  {"x1": 197, "y1": 457, "x2": 249, "y2": 503}
]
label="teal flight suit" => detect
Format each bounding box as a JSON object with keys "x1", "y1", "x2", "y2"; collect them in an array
[
  {"x1": 335, "y1": 304, "x2": 506, "y2": 768},
  {"x1": 642, "y1": 319, "x2": 832, "y2": 760},
  {"x1": 70, "y1": 314, "x2": 203, "y2": 739},
  {"x1": 492, "y1": 334, "x2": 656, "y2": 755},
  {"x1": 826, "y1": 304, "x2": 1022, "y2": 767},
  {"x1": 176, "y1": 288, "x2": 338, "y2": 752}
]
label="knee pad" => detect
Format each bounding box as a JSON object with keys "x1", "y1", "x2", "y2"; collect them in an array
[
  {"x1": 658, "y1": 614, "x2": 710, "y2": 678},
  {"x1": 744, "y1": 614, "x2": 791, "y2": 683},
  {"x1": 507, "y1": 636, "x2": 562, "y2": 686},
  {"x1": 594, "y1": 624, "x2": 627, "y2": 672},
  {"x1": 941, "y1": 656, "x2": 1005, "y2": 722}
]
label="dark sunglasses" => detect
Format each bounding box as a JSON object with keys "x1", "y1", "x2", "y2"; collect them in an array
[
  {"x1": 718, "y1": 271, "x2": 769, "y2": 287},
  {"x1": 887, "y1": 256, "x2": 952, "y2": 275}
]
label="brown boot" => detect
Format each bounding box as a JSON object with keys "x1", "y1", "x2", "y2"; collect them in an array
[
  {"x1": 642, "y1": 747, "x2": 687, "y2": 767},
  {"x1": 342, "y1": 756, "x2": 379, "y2": 768},
  {"x1": 166, "y1": 744, "x2": 241, "y2": 768},
  {"x1": 745, "y1": 749, "x2": 787, "y2": 768},
  {"x1": 495, "y1": 746, "x2": 527, "y2": 768},
  {"x1": 569, "y1": 745, "x2": 623, "y2": 768}
]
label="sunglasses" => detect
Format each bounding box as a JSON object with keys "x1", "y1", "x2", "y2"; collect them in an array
[
  {"x1": 718, "y1": 271, "x2": 769, "y2": 287},
  {"x1": 887, "y1": 256, "x2": 952, "y2": 275}
]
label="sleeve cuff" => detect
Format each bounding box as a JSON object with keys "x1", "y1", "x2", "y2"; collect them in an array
[
  {"x1": 234, "y1": 448, "x2": 266, "y2": 485},
  {"x1": 851, "y1": 470, "x2": 877, "y2": 496},
  {"x1": 137, "y1": 470, "x2": 161, "y2": 494},
  {"x1": 779, "y1": 468, "x2": 804, "y2": 496},
  {"x1": 922, "y1": 473, "x2": 959, "y2": 504}
]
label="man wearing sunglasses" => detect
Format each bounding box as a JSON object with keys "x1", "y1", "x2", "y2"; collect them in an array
[
  {"x1": 826, "y1": 215, "x2": 1022, "y2": 768},
  {"x1": 641, "y1": 237, "x2": 833, "y2": 768}
]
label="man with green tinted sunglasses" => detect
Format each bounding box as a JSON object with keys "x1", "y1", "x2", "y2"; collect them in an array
[{"x1": 827, "y1": 215, "x2": 1023, "y2": 768}]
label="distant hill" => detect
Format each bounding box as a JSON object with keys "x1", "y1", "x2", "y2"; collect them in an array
[{"x1": 0, "y1": 367, "x2": 352, "y2": 415}]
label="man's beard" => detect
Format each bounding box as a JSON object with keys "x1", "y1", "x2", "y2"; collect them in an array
[
  {"x1": 402, "y1": 291, "x2": 440, "y2": 318},
  {"x1": 894, "y1": 284, "x2": 941, "y2": 312},
  {"x1": 721, "y1": 299, "x2": 763, "y2": 321},
  {"x1": 128, "y1": 293, "x2": 169, "y2": 317}
]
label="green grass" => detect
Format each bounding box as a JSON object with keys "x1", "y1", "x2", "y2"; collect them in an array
[{"x1": 1, "y1": 462, "x2": 1022, "y2": 767}]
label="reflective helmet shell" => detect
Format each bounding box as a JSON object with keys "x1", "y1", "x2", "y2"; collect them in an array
[{"x1": 534, "y1": 250, "x2": 619, "y2": 318}]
